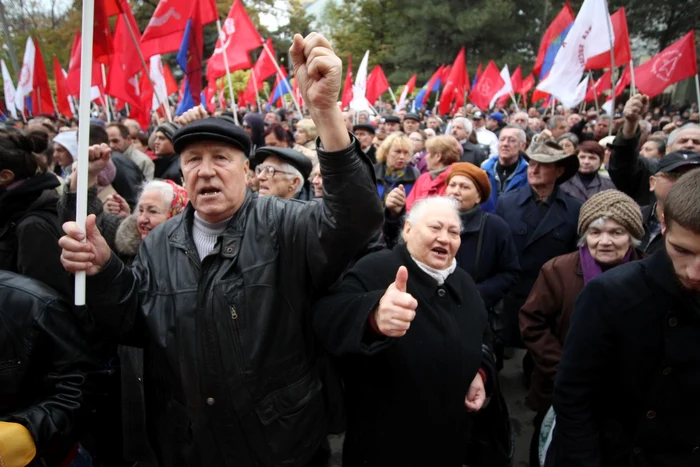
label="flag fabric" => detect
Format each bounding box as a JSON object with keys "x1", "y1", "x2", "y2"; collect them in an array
[
  {"x1": 32, "y1": 39, "x2": 54, "y2": 114},
  {"x1": 106, "y1": 7, "x2": 144, "y2": 108},
  {"x1": 534, "y1": 2, "x2": 575, "y2": 79},
  {"x1": 468, "y1": 61, "x2": 504, "y2": 111},
  {"x1": 414, "y1": 65, "x2": 444, "y2": 110},
  {"x1": 176, "y1": 2, "x2": 204, "y2": 113},
  {"x1": 569, "y1": 75, "x2": 590, "y2": 109},
  {"x1": 395, "y1": 74, "x2": 417, "y2": 112},
  {"x1": 15, "y1": 38, "x2": 36, "y2": 114},
  {"x1": 634, "y1": 31, "x2": 697, "y2": 98},
  {"x1": 206, "y1": 0, "x2": 263, "y2": 82},
  {"x1": 130, "y1": 72, "x2": 152, "y2": 129},
  {"x1": 162, "y1": 62, "x2": 178, "y2": 95},
  {"x1": 292, "y1": 77, "x2": 303, "y2": 108},
  {"x1": 66, "y1": 31, "x2": 105, "y2": 97},
  {"x1": 612, "y1": 66, "x2": 631, "y2": 98},
  {"x1": 438, "y1": 47, "x2": 468, "y2": 115},
  {"x1": 2, "y1": 60, "x2": 18, "y2": 118},
  {"x1": 584, "y1": 69, "x2": 612, "y2": 102},
  {"x1": 349, "y1": 50, "x2": 370, "y2": 111},
  {"x1": 251, "y1": 38, "x2": 277, "y2": 87},
  {"x1": 176, "y1": 77, "x2": 197, "y2": 115},
  {"x1": 150, "y1": 55, "x2": 169, "y2": 111},
  {"x1": 537, "y1": 0, "x2": 614, "y2": 108},
  {"x1": 341, "y1": 54, "x2": 353, "y2": 109},
  {"x1": 366, "y1": 65, "x2": 390, "y2": 106},
  {"x1": 52, "y1": 56, "x2": 72, "y2": 117},
  {"x1": 519, "y1": 72, "x2": 535, "y2": 95},
  {"x1": 471, "y1": 63, "x2": 482, "y2": 90},
  {"x1": 140, "y1": 0, "x2": 217, "y2": 58},
  {"x1": 490, "y1": 65, "x2": 513, "y2": 108},
  {"x1": 586, "y1": 7, "x2": 631, "y2": 70},
  {"x1": 93, "y1": 0, "x2": 116, "y2": 64},
  {"x1": 510, "y1": 66, "x2": 523, "y2": 96},
  {"x1": 243, "y1": 71, "x2": 258, "y2": 106},
  {"x1": 269, "y1": 66, "x2": 291, "y2": 106}
]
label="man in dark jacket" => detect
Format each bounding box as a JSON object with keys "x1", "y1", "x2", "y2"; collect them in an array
[
  {"x1": 152, "y1": 121, "x2": 182, "y2": 184},
  {"x1": 495, "y1": 141, "x2": 582, "y2": 350},
  {"x1": 59, "y1": 33, "x2": 384, "y2": 467},
  {"x1": 608, "y1": 93, "x2": 700, "y2": 206},
  {"x1": 548, "y1": 169, "x2": 700, "y2": 467},
  {"x1": 450, "y1": 117, "x2": 488, "y2": 166},
  {"x1": 0, "y1": 271, "x2": 99, "y2": 466}
]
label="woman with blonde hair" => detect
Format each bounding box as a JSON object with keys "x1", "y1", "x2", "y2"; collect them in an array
[
  {"x1": 294, "y1": 118, "x2": 318, "y2": 151},
  {"x1": 375, "y1": 132, "x2": 420, "y2": 204}
]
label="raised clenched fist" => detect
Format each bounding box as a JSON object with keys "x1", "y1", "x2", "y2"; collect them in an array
[{"x1": 290, "y1": 33, "x2": 342, "y2": 114}]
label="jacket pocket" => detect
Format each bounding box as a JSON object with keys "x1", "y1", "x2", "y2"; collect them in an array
[{"x1": 254, "y1": 371, "x2": 326, "y2": 464}]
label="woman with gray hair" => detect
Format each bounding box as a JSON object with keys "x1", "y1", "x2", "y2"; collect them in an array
[
  {"x1": 555, "y1": 132, "x2": 579, "y2": 156},
  {"x1": 519, "y1": 189, "x2": 645, "y2": 467},
  {"x1": 313, "y1": 196, "x2": 496, "y2": 466}
]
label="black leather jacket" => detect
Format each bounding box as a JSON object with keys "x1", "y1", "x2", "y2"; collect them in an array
[
  {"x1": 83, "y1": 137, "x2": 383, "y2": 466},
  {"x1": 0, "y1": 271, "x2": 99, "y2": 465}
]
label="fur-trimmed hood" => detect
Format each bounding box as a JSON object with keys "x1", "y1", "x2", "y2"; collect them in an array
[{"x1": 115, "y1": 214, "x2": 142, "y2": 257}]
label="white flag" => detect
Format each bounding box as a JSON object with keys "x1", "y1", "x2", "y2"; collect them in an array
[
  {"x1": 15, "y1": 37, "x2": 36, "y2": 114},
  {"x1": 536, "y1": 0, "x2": 613, "y2": 108},
  {"x1": 350, "y1": 50, "x2": 371, "y2": 111},
  {"x1": 567, "y1": 76, "x2": 590, "y2": 109},
  {"x1": 2, "y1": 60, "x2": 18, "y2": 119},
  {"x1": 150, "y1": 55, "x2": 169, "y2": 111},
  {"x1": 489, "y1": 65, "x2": 513, "y2": 109}
]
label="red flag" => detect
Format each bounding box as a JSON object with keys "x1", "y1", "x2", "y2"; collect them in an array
[
  {"x1": 243, "y1": 72, "x2": 258, "y2": 106},
  {"x1": 441, "y1": 65, "x2": 452, "y2": 84},
  {"x1": 140, "y1": 0, "x2": 218, "y2": 58},
  {"x1": 52, "y1": 56, "x2": 72, "y2": 117},
  {"x1": 586, "y1": 8, "x2": 632, "y2": 70},
  {"x1": 366, "y1": 65, "x2": 390, "y2": 105},
  {"x1": 585, "y1": 69, "x2": 612, "y2": 102},
  {"x1": 65, "y1": 30, "x2": 104, "y2": 97},
  {"x1": 102, "y1": 0, "x2": 123, "y2": 17},
  {"x1": 268, "y1": 65, "x2": 288, "y2": 106},
  {"x1": 130, "y1": 72, "x2": 152, "y2": 130},
  {"x1": 32, "y1": 39, "x2": 54, "y2": 114},
  {"x1": 251, "y1": 38, "x2": 277, "y2": 86},
  {"x1": 519, "y1": 73, "x2": 535, "y2": 95},
  {"x1": 510, "y1": 66, "x2": 523, "y2": 95},
  {"x1": 293, "y1": 77, "x2": 303, "y2": 108},
  {"x1": 439, "y1": 47, "x2": 468, "y2": 115},
  {"x1": 204, "y1": 84, "x2": 216, "y2": 113},
  {"x1": 612, "y1": 66, "x2": 631, "y2": 98},
  {"x1": 468, "y1": 61, "x2": 505, "y2": 111},
  {"x1": 162, "y1": 62, "x2": 178, "y2": 95},
  {"x1": 341, "y1": 54, "x2": 353, "y2": 109},
  {"x1": 93, "y1": 0, "x2": 115, "y2": 65},
  {"x1": 533, "y1": 1, "x2": 575, "y2": 79},
  {"x1": 635, "y1": 31, "x2": 698, "y2": 98},
  {"x1": 206, "y1": 0, "x2": 263, "y2": 82},
  {"x1": 106, "y1": 12, "x2": 142, "y2": 107},
  {"x1": 531, "y1": 88, "x2": 550, "y2": 104}
]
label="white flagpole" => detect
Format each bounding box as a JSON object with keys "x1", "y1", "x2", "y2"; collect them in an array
[
  {"x1": 629, "y1": 59, "x2": 636, "y2": 95},
  {"x1": 262, "y1": 41, "x2": 302, "y2": 116},
  {"x1": 216, "y1": 19, "x2": 239, "y2": 124},
  {"x1": 387, "y1": 87, "x2": 398, "y2": 107},
  {"x1": 251, "y1": 70, "x2": 263, "y2": 112},
  {"x1": 605, "y1": 6, "x2": 616, "y2": 136},
  {"x1": 695, "y1": 75, "x2": 700, "y2": 108},
  {"x1": 74, "y1": 0, "x2": 95, "y2": 306}
]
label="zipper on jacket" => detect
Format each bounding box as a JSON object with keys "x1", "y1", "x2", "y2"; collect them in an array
[{"x1": 229, "y1": 306, "x2": 245, "y2": 370}]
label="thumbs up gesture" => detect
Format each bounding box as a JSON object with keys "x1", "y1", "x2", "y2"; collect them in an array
[
  {"x1": 373, "y1": 266, "x2": 418, "y2": 337},
  {"x1": 385, "y1": 184, "x2": 407, "y2": 219}
]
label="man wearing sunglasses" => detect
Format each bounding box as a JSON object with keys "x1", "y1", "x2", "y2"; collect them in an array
[{"x1": 58, "y1": 33, "x2": 383, "y2": 467}]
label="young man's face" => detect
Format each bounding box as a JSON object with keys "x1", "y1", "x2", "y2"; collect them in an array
[{"x1": 663, "y1": 221, "x2": 700, "y2": 293}]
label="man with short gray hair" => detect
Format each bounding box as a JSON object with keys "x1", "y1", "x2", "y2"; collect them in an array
[
  {"x1": 480, "y1": 125, "x2": 530, "y2": 212},
  {"x1": 450, "y1": 117, "x2": 487, "y2": 166}
]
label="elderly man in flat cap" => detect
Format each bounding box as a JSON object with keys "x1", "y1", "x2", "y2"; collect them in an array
[{"x1": 58, "y1": 33, "x2": 383, "y2": 467}]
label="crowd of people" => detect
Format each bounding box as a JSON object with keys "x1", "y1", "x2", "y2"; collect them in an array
[{"x1": 1, "y1": 32, "x2": 700, "y2": 467}]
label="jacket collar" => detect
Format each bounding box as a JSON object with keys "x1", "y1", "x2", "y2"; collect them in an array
[
  {"x1": 459, "y1": 206, "x2": 484, "y2": 233},
  {"x1": 644, "y1": 250, "x2": 700, "y2": 315},
  {"x1": 169, "y1": 189, "x2": 254, "y2": 259},
  {"x1": 374, "y1": 163, "x2": 420, "y2": 184}
]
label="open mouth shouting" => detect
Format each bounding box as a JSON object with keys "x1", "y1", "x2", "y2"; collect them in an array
[
  {"x1": 199, "y1": 186, "x2": 221, "y2": 198},
  {"x1": 431, "y1": 246, "x2": 448, "y2": 259}
]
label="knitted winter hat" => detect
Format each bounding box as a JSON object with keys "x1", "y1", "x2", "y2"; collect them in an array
[
  {"x1": 156, "y1": 122, "x2": 180, "y2": 142},
  {"x1": 577, "y1": 189, "x2": 644, "y2": 239}
]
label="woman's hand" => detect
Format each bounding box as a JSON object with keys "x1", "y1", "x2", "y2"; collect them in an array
[
  {"x1": 465, "y1": 372, "x2": 486, "y2": 412},
  {"x1": 104, "y1": 193, "x2": 130, "y2": 218},
  {"x1": 373, "y1": 266, "x2": 417, "y2": 337},
  {"x1": 385, "y1": 184, "x2": 406, "y2": 219}
]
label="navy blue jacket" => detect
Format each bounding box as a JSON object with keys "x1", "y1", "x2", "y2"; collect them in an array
[
  {"x1": 455, "y1": 207, "x2": 521, "y2": 310},
  {"x1": 495, "y1": 186, "x2": 582, "y2": 347},
  {"x1": 481, "y1": 155, "x2": 530, "y2": 213}
]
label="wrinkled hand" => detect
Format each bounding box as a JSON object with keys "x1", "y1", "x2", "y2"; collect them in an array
[
  {"x1": 537, "y1": 129, "x2": 554, "y2": 142},
  {"x1": 373, "y1": 266, "x2": 418, "y2": 337},
  {"x1": 59, "y1": 214, "x2": 111, "y2": 276},
  {"x1": 104, "y1": 193, "x2": 130, "y2": 218},
  {"x1": 290, "y1": 33, "x2": 342, "y2": 113},
  {"x1": 623, "y1": 94, "x2": 649, "y2": 124},
  {"x1": 465, "y1": 372, "x2": 486, "y2": 412},
  {"x1": 175, "y1": 106, "x2": 209, "y2": 126},
  {"x1": 385, "y1": 184, "x2": 406, "y2": 219},
  {"x1": 88, "y1": 143, "x2": 111, "y2": 175}
]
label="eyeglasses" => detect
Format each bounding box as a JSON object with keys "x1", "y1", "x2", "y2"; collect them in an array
[{"x1": 255, "y1": 165, "x2": 295, "y2": 177}]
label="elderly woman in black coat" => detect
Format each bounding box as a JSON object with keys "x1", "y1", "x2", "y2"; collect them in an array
[{"x1": 313, "y1": 196, "x2": 496, "y2": 467}]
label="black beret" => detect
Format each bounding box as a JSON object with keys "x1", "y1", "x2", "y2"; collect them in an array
[
  {"x1": 404, "y1": 112, "x2": 421, "y2": 122},
  {"x1": 383, "y1": 115, "x2": 401, "y2": 124},
  {"x1": 156, "y1": 122, "x2": 180, "y2": 142},
  {"x1": 255, "y1": 146, "x2": 313, "y2": 181},
  {"x1": 353, "y1": 123, "x2": 376, "y2": 134},
  {"x1": 172, "y1": 117, "x2": 252, "y2": 157}
]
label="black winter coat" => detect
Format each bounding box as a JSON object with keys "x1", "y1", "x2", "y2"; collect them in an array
[
  {"x1": 495, "y1": 187, "x2": 582, "y2": 347},
  {"x1": 455, "y1": 207, "x2": 520, "y2": 310},
  {"x1": 0, "y1": 271, "x2": 99, "y2": 465},
  {"x1": 82, "y1": 137, "x2": 383, "y2": 467},
  {"x1": 460, "y1": 141, "x2": 488, "y2": 167},
  {"x1": 313, "y1": 244, "x2": 495, "y2": 467},
  {"x1": 607, "y1": 128, "x2": 658, "y2": 206},
  {"x1": 111, "y1": 152, "x2": 145, "y2": 208},
  {"x1": 548, "y1": 251, "x2": 700, "y2": 467},
  {"x1": 0, "y1": 172, "x2": 72, "y2": 300},
  {"x1": 153, "y1": 153, "x2": 182, "y2": 185}
]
